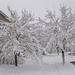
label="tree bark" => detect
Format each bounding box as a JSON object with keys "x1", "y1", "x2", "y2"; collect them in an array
[
  {"x1": 62, "y1": 50, "x2": 65, "y2": 65},
  {"x1": 15, "y1": 53, "x2": 18, "y2": 66}
]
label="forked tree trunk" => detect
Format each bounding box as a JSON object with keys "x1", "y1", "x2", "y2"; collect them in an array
[{"x1": 15, "y1": 53, "x2": 18, "y2": 66}]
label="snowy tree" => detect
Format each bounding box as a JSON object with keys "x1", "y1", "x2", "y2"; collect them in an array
[
  {"x1": 37, "y1": 5, "x2": 75, "y2": 64},
  {"x1": 59, "y1": 5, "x2": 75, "y2": 52},
  {"x1": 57, "y1": 5, "x2": 75, "y2": 64},
  {"x1": 37, "y1": 9, "x2": 60, "y2": 55},
  {"x1": 0, "y1": 7, "x2": 43, "y2": 66}
]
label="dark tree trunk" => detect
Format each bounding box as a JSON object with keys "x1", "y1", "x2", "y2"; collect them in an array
[
  {"x1": 61, "y1": 38, "x2": 66, "y2": 65},
  {"x1": 62, "y1": 50, "x2": 65, "y2": 65},
  {"x1": 15, "y1": 53, "x2": 18, "y2": 66}
]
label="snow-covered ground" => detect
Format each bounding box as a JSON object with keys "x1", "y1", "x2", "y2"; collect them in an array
[{"x1": 0, "y1": 52, "x2": 75, "y2": 75}]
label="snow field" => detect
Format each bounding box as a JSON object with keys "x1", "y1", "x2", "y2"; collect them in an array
[{"x1": 0, "y1": 53, "x2": 75, "y2": 75}]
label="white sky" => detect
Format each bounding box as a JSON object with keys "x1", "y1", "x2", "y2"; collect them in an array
[{"x1": 0, "y1": 0, "x2": 75, "y2": 19}]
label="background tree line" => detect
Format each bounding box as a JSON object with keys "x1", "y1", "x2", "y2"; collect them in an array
[{"x1": 0, "y1": 5, "x2": 75, "y2": 66}]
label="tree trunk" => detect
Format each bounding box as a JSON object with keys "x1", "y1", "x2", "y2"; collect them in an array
[
  {"x1": 56, "y1": 47, "x2": 59, "y2": 55},
  {"x1": 62, "y1": 50, "x2": 65, "y2": 65},
  {"x1": 15, "y1": 53, "x2": 18, "y2": 66},
  {"x1": 61, "y1": 38, "x2": 66, "y2": 64},
  {"x1": 57, "y1": 49, "x2": 59, "y2": 55},
  {"x1": 56, "y1": 36, "x2": 59, "y2": 55}
]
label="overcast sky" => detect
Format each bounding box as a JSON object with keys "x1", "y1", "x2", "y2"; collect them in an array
[{"x1": 0, "y1": 0, "x2": 75, "y2": 19}]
